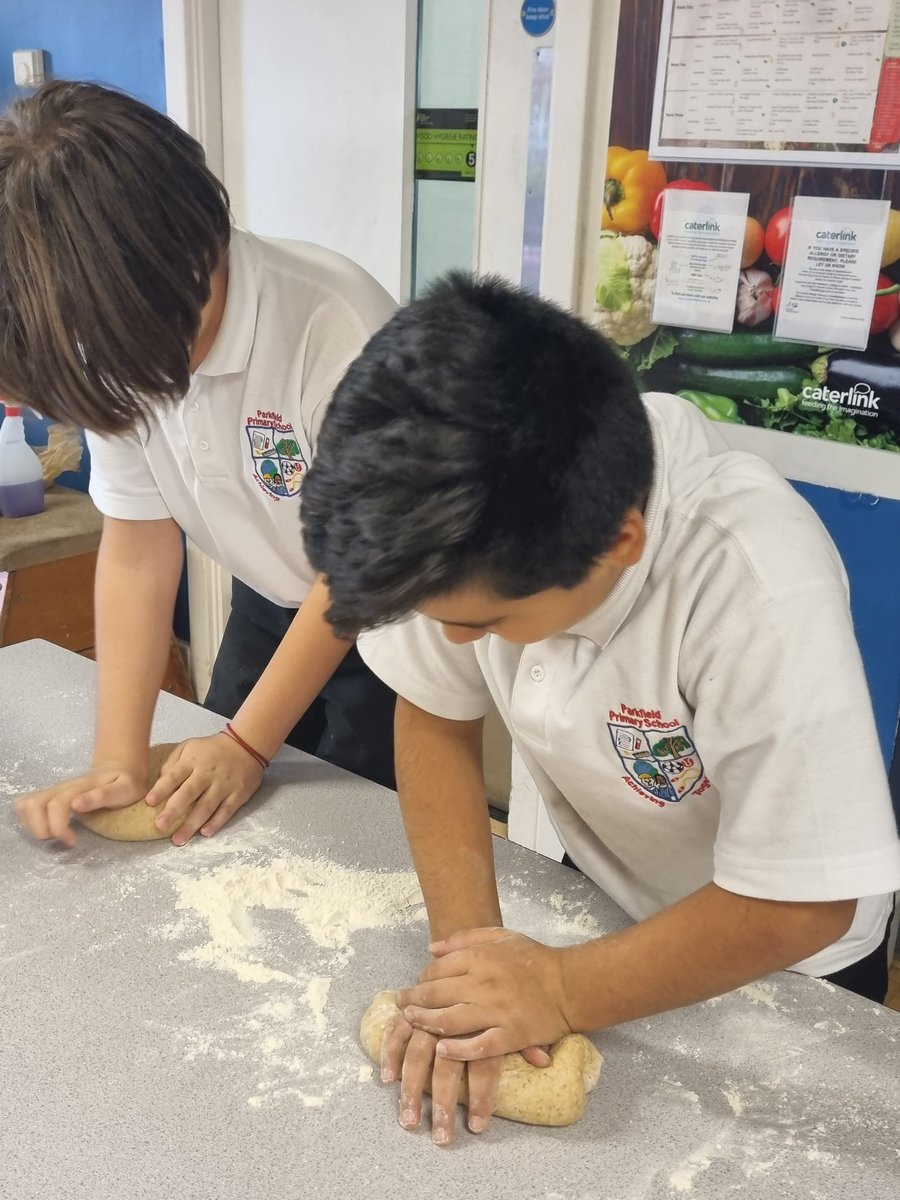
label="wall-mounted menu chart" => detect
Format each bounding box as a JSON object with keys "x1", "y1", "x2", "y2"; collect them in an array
[{"x1": 650, "y1": 0, "x2": 900, "y2": 167}]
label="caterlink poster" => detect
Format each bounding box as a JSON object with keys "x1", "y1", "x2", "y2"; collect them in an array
[{"x1": 594, "y1": 0, "x2": 900, "y2": 454}]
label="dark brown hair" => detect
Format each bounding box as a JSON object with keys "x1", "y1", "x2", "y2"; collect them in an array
[{"x1": 0, "y1": 80, "x2": 231, "y2": 433}]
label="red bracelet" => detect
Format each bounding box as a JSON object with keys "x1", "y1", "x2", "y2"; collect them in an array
[{"x1": 221, "y1": 723, "x2": 270, "y2": 770}]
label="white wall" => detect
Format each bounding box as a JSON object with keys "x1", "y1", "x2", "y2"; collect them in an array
[{"x1": 218, "y1": 0, "x2": 417, "y2": 301}]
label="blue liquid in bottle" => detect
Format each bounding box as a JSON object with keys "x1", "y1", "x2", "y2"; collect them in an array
[{"x1": 0, "y1": 477, "x2": 45, "y2": 518}]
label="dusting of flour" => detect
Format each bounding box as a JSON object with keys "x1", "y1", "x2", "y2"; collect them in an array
[
  {"x1": 152, "y1": 842, "x2": 428, "y2": 1110},
  {"x1": 163, "y1": 855, "x2": 426, "y2": 982}
]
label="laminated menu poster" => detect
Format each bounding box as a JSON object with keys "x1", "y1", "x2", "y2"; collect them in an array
[
  {"x1": 649, "y1": 0, "x2": 900, "y2": 168},
  {"x1": 593, "y1": 0, "x2": 900, "y2": 453}
]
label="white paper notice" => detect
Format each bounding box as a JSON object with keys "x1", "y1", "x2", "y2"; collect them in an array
[
  {"x1": 775, "y1": 196, "x2": 890, "y2": 350},
  {"x1": 650, "y1": 0, "x2": 899, "y2": 168},
  {"x1": 652, "y1": 189, "x2": 749, "y2": 332}
]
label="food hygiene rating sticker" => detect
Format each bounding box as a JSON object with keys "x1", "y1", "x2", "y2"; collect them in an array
[{"x1": 415, "y1": 108, "x2": 478, "y2": 182}]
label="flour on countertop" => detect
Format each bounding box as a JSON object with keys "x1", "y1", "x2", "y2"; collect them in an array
[
  {"x1": 500, "y1": 878, "x2": 608, "y2": 945},
  {"x1": 162, "y1": 854, "x2": 426, "y2": 977},
  {"x1": 151, "y1": 846, "x2": 428, "y2": 1110},
  {"x1": 669, "y1": 1146, "x2": 714, "y2": 1193},
  {"x1": 737, "y1": 981, "x2": 782, "y2": 1012},
  {"x1": 642, "y1": 965, "x2": 899, "y2": 1193},
  {"x1": 0, "y1": 733, "x2": 84, "y2": 797}
]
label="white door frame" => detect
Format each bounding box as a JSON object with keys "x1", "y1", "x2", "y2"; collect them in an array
[
  {"x1": 161, "y1": 0, "x2": 224, "y2": 176},
  {"x1": 161, "y1": 0, "x2": 231, "y2": 698}
]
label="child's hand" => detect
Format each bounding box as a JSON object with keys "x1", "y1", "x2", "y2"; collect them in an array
[
  {"x1": 144, "y1": 734, "x2": 264, "y2": 844},
  {"x1": 16, "y1": 765, "x2": 150, "y2": 847},
  {"x1": 144, "y1": 729, "x2": 264, "y2": 844},
  {"x1": 398, "y1": 927, "x2": 574, "y2": 1062},
  {"x1": 380, "y1": 1008, "x2": 505, "y2": 1146}
]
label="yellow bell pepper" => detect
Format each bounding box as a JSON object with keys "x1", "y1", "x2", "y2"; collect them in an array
[
  {"x1": 882, "y1": 209, "x2": 900, "y2": 267},
  {"x1": 602, "y1": 147, "x2": 667, "y2": 235}
]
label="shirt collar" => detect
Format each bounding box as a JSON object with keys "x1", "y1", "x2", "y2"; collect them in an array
[
  {"x1": 564, "y1": 406, "x2": 667, "y2": 649},
  {"x1": 193, "y1": 229, "x2": 259, "y2": 378}
]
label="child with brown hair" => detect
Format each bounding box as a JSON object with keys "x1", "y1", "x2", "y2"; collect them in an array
[{"x1": 3, "y1": 80, "x2": 397, "y2": 846}]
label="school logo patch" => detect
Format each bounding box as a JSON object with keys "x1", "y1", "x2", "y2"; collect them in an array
[
  {"x1": 608, "y1": 713, "x2": 705, "y2": 806},
  {"x1": 245, "y1": 411, "x2": 308, "y2": 500}
]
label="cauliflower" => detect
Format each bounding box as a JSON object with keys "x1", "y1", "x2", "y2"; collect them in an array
[{"x1": 592, "y1": 231, "x2": 658, "y2": 346}]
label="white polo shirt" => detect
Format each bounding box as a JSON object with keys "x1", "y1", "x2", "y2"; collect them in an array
[
  {"x1": 359, "y1": 392, "x2": 900, "y2": 976},
  {"x1": 87, "y1": 229, "x2": 396, "y2": 607}
]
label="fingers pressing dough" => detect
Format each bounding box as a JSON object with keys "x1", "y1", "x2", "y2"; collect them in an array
[
  {"x1": 75, "y1": 744, "x2": 186, "y2": 842},
  {"x1": 360, "y1": 990, "x2": 603, "y2": 1127}
]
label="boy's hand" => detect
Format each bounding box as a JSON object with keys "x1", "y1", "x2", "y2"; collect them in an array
[
  {"x1": 380, "y1": 1011, "x2": 505, "y2": 1145},
  {"x1": 398, "y1": 927, "x2": 574, "y2": 1062},
  {"x1": 144, "y1": 734, "x2": 264, "y2": 844},
  {"x1": 16, "y1": 765, "x2": 150, "y2": 847}
]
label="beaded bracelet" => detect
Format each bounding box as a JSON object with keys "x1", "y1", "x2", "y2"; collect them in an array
[{"x1": 221, "y1": 722, "x2": 270, "y2": 770}]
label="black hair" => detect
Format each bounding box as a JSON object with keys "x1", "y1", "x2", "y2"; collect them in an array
[{"x1": 302, "y1": 272, "x2": 653, "y2": 636}]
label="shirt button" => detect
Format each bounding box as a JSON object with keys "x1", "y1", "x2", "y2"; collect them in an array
[
  {"x1": 190, "y1": 401, "x2": 200, "y2": 412},
  {"x1": 530, "y1": 665, "x2": 545, "y2": 682},
  {"x1": 199, "y1": 440, "x2": 210, "y2": 451}
]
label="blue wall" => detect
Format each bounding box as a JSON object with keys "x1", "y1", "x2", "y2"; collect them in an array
[
  {"x1": 0, "y1": 1, "x2": 164, "y2": 111},
  {"x1": 792, "y1": 481, "x2": 900, "y2": 823},
  {"x1": 0, "y1": 1, "x2": 165, "y2": 492}
]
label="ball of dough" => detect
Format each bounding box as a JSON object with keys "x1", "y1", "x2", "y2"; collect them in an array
[
  {"x1": 75, "y1": 744, "x2": 187, "y2": 841},
  {"x1": 359, "y1": 990, "x2": 603, "y2": 1127}
]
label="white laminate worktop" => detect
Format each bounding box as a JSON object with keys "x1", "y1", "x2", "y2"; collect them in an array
[{"x1": 1, "y1": 641, "x2": 898, "y2": 1200}]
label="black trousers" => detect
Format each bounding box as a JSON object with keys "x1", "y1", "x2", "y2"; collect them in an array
[
  {"x1": 204, "y1": 579, "x2": 396, "y2": 789},
  {"x1": 823, "y1": 905, "x2": 894, "y2": 1004},
  {"x1": 561, "y1": 855, "x2": 894, "y2": 1004}
]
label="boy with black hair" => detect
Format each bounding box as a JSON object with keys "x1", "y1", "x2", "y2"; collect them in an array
[
  {"x1": 301, "y1": 272, "x2": 900, "y2": 1145},
  {"x1": 4, "y1": 81, "x2": 397, "y2": 847}
]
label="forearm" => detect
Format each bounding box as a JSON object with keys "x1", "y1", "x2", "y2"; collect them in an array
[
  {"x1": 228, "y1": 575, "x2": 352, "y2": 760},
  {"x1": 561, "y1": 882, "x2": 856, "y2": 1033},
  {"x1": 93, "y1": 517, "x2": 184, "y2": 767},
  {"x1": 395, "y1": 698, "x2": 501, "y2": 940}
]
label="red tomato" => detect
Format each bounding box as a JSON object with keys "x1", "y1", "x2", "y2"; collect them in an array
[
  {"x1": 871, "y1": 273, "x2": 900, "y2": 334},
  {"x1": 649, "y1": 180, "x2": 714, "y2": 240},
  {"x1": 770, "y1": 285, "x2": 780, "y2": 314},
  {"x1": 764, "y1": 208, "x2": 793, "y2": 265}
]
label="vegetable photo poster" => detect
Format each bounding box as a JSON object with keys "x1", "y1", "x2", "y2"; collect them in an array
[{"x1": 596, "y1": 0, "x2": 900, "y2": 453}]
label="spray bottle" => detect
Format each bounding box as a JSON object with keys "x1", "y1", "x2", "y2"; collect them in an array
[{"x1": 0, "y1": 400, "x2": 45, "y2": 518}]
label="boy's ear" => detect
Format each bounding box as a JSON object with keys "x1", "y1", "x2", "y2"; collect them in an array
[{"x1": 607, "y1": 507, "x2": 646, "y2": 568}]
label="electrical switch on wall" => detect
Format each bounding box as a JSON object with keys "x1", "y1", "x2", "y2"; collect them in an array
[{"x1": 12, "y1": 49, "x2": 45, "y2": 88}]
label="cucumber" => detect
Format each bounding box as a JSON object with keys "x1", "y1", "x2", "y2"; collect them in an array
[
  {"x1": 667, "y1": 360, "x2": 809, "y2": 401},
  {"x1": 676, "y1": 330, "x2": 814, "y2": 365}
]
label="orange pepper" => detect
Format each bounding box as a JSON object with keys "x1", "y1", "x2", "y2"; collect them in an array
[{"x1": 602, "y1": 147, "x2": 668, "y2": 235}]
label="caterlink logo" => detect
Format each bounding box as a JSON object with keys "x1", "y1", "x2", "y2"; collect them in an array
[
  {"x1": 815, "y1": 227, "x2": 857, "y2": 241},
  {"x1": 801, "y1": 381, "x2": 879, "y2": 411},
  {"x1": 684, "y1": 219, "x2": 720, "y2": 231}
]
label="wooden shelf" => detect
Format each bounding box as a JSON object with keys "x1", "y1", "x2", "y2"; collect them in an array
[{"x1": 0, "y1": 486, "x2": 193, "y2": 702}]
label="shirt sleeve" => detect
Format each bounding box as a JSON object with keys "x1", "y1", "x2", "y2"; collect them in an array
[
  {"x1": 686, "y1": 583, "x2": 900, "y2": 902},
  {"x1": 86, "y1": 429, "x2": 173, "y2": 521},
  {"x1": 358, "y1": 617, "x2": 493, "y2": 721}
]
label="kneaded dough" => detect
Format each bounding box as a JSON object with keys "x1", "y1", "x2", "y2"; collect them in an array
[
  {"x1": 75, "y1": 744, "x2": 187, "y2": 841},
  {"x1": 359, "y1": 990, "x2": 603, "y2": 1127}
]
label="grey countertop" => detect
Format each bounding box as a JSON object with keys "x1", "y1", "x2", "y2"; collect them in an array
[{"x1": 1, "y1": 640, "x2": 898, "y2": 1200}]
